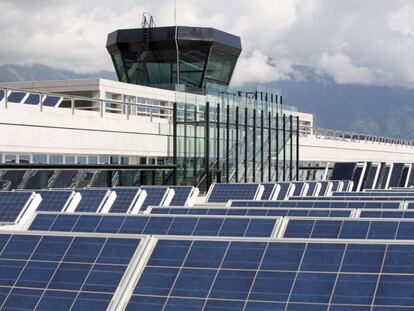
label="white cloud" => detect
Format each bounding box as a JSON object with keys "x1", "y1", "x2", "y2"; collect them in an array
[
  {"x1": 1, "y1": 0, "x2": 414, "y2": 88},
  {"x1": 319, "y1": 52, "x2": 375, "y2": 85}
]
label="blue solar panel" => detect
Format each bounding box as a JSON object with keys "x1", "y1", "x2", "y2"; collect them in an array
[
  {"x1": 260, "y1": 183, "x2": 277, "y2": 200},
  {"x1": 0, "y1": 232, "x2": 141, "y2": 310},
  {"x1": 169, "y1": 186, "x2": 194, "y2": 206},
  {"x1": 29, "y1": 213, "x2": 280, "y2": 238},
  {"x1": 42, "y1": 95, "x2": 62, "y2": 107},
  {"x1": 318, "y1": 181, "x2": 331, "y2": 196},
  {"x1": 149, "y1": 207, "x2": 353, "y2": 218},
  {"x1": 7, "y1": 91, "x2": 26, "y2": 103},
  {"x1": 0, "y1": 192, "x2": 34, "y2": 223},
  {"x1": 331, "y1": 180, "x2": 342, "y2": 192},
  {"x1": 340, "y1": 180, "x2": 353, "y2": 191},
  {"x1": 230, "y1": 199, "x2": 401, "y2": 209},
  {"x1": 109, "y1": 188, "x2": 141, "y2": 213},
  {"x1": 207, "y1": 184, "x2": 261, "y2": 203},
  {"x1": 359, "y1": 209, "x2": 414, "y2": 218},
  {"x1": 0, "y1": 90, "x2": 4, "y2": 101},
  {"x1": 273, "y1": 182, "x2": 291, "y2": 200},
  {"x1": 291, "y1": 195, "x2": 409, "y2": 201},
  {"x1": 306, "y1": 181, "x2": 319, "y2": 196},
  {"x1": 140, "y1": 187, "x2": 169, "y2": 211},
  {"x1": 73, "y1": 189, "x2": 109, "y2": 212},
  {"x1": 283, "y1": 219, "x2": 414, "y2": 240},
  {"x1": 24, "y1": 93, "x2": 40, "y2": 105},
  {"x1": 334, "y1": 191, "x2": 414, "y2": 197},
  {"x1": 291, "y1": 182, "x2": 307, "y2": 196},
  {"x1": 125, "y1": 238, "x2": 414, "y2": 310},
  {"x1": 35, "y1": 190, "x2": 74, "y2": 212}
]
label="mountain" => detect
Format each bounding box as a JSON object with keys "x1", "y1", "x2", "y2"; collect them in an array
[
  {"x1": 1, "y1": 63, "x2": 414, "y2": 139},
  {"x1": 0, "y1": 63, "x2": 117, "y2": 82},
  {"x1": 265, "y1": 66, "x2": 414, "y2": 139}
]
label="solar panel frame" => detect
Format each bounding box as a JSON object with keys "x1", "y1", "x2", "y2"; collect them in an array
[
  {"x1": 106, "y1": 187, "x2": 142, "y2": 213},
  {"x1": 0, "y1": 191, "x2": 40, "y2": 224},
  {"x1": 32, "y1": 190, "x2": 76, "y2": 212},
  {"x1": 229, "y1": 199, "x2": 403, "y2": 209},
  {"x1": 121, "y1": 236, "x2": 414, "y2": 311},
  {"x1": 147, "y1": 206, "x2": 355, "y2": 218},
  {"x1": 0, "y1": 230, "x2": 145, "y2": 311},
  {"x1": 28, "y1": 212, "x2": 283, "y2": 238},
  {"x1": 205, "y1": 183, "x2": 263, "y2": 204},
  {"x1": 280, "y1": 217, "x2": 414, "y2": 240}
]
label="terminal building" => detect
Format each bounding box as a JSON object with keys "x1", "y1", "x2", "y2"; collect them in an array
[{"x1": 0, "y1": 25, "x2": 413, "y2": 191}]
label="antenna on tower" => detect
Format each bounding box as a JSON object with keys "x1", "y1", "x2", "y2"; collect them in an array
[{"x1": 141, "y1": 12, "x2": 156, "y2": 28}]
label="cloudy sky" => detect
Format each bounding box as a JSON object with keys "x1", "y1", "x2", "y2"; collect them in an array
[{"x1": 1, "y1": 0, "x2": 414, "y2": 88}]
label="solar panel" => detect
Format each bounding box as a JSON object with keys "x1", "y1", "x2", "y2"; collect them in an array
[
  {"x1": 123, "y1": 238, "x2": 414, "y2": 310},
  {"x1": 0, "y1": 232, "x2": 142, "y2": 310},
  {"x1": 318, "y1": 181, "x2": 331, "y2": 196},
  {"x1": 107, "y1": 188, "x2": 141, "y2": 213},
  {"x1": 140, "y1": 187, "x2": 170, "y2": 211},
  {"x1": 291, "y1": 195, "x2": 411, "y2": 201},
  {"x1": 291, "y1": 182, "x2": 308, "y2": 197},
  {"x1": 341, "y1": 180, "x2": 354, "y2": 191},
  {"x1": 259, "y1": 183, "x2": 277, "y2": 200},
  {"x1": 334, "y1": 191, "x2": 414, "y2": 197},
  {"x1": 24, "y1": 93, "x2": 40, "y2": 105},
  {"x1": 0, "y1": 191, "x2": 39, "y2": 224},
  {"x1": 29, "y1": 213, "x2": 281, "y2": 238},
  {"x1": 206, "y1": 183, "x2": 262, "y2": 203},
  {"x1": 7, "y1": 91, "x2": 27, "y2": 103},
  {"x1": 42, "y1": 95, "x2": 62, "y2": 107},
  {"x1": 35, "y1": 190, "x2": 76, "y2": 212},
  {"x1": 169, "y1": 186, "x2": 196, "y2": 206},
  {"x1": 230, "y1": 199, "x2": 402, "y2": 209},
  {"x1": 282, "y1": 218, "x2": 414, "y2": 240},
  {"x1": 273, "y1": 182, "x2": 292, "y2": 200},
  {"x1": 359, "y1": 209, "x2": 414, "y2": 219},
  {"x1": 149, "y1": 207, "x2": 353, "y2": 218},
  {"x1": 0, "y1": 89, "x2": 4, "y2": 101},
  {"x1": 306, "y1": 181, "x2": 320, "y2": 196},
  {"x1": 71, "y1": 189, "x2": 111, "y2": 212}
]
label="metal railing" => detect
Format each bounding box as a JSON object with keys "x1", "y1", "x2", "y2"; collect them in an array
[
  {"x1": 0, "y1": 86, "x2": 174, "y2": 121},
  {"x1": 300, "y1": 126, "x2": 414, "y2": 147}
]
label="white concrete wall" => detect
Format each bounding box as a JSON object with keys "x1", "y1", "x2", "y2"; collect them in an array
[
  {"x1": 0, "y1": 103, "x2": 171, "y2": 157},
  {"x1": 300, "y1": 135, "x2": 414, "y2": 163}
]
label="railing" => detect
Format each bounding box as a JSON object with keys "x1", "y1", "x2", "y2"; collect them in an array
[
  {"x1": 301, "y1": 126, "x2": 414, "y2": 147},
  {"x1": 0, "y1": 86, "x2": 174, "y2": 121}
]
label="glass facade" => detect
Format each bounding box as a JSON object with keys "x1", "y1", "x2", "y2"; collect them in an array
[
  {"x1": 173, "y1": 88, "x2": 300, "y2": 191},
  {"x1": 107, "y1": 26, "x2": 242, "y2": 94}
]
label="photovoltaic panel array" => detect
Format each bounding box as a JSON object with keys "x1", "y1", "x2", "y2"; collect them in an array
[
  {"x1": 125, "y1": 238, "x2": 414, "y2": 310},
  {"x1": 149, "y1": 207, "x2": 353, "y2": 218},
  {"x1": 359, "y1": 209, "x2": 414, "y2": 218},
  {"x1": 169, "y1": 186, "x2": 194, "y2": 206},
  {"x1": 0, "y1": 232, "x2": 141, "y2": 310},
  {"x1": 290, "y1": 195, "x2": 409, "y2": 201},
  {"x1": 0, "y1": 191, "x2": 33, "y2": 223},
  {"x1": 318, "y1": 181, "x2": 331, "y2": 196},
  {"x1": 140, "y1": 187, "x2": 169, "y2": 211},
  {"x1": 73, "y1": 189, "x2": 109, "y2": 212},
  {"x1": 230, "y1": 199, "x2": 402, "y2": 209},
  {"x1": 306, "y1": 181, "x2": 319, "y2": 196},
  {"x1": 109, "y1": 188, "x2": 141, "y2": 213},
  {"x1": 29, "y1": 213, "x2": 280, "y2": 238},
  {"x1": 260, "y1": 183, "x2": 277, "y2": 200},
  {"x1": 206, "y1": 183, "x2": 261, "y2": 203},
  {"x1": 35, "y1": 190, "x2": 74, "y2": 212},
  {"x1": 282, "y1": 218, "x2": 414, "y2": 239},
  {"x1": 334, "y1": 191, "x2": 414, "y2": 197}
]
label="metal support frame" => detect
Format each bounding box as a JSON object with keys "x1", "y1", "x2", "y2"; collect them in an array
[
  {"x1": 276, "y1": 113, "x2": 279, "y2": 181},
  {"x1": 173, "y1": 102, "x2": 177, "y2": 185},
  {"x1": 283, "y1": 114, "x2": 286, "y2": 181},
  {"x1": 268, "y1": 111, "x2": 272, "y2": 182},
  {"x1": 252, "y1": 109, "x2": 256, "y2": 182},
  {"x1": 290, "y1": 114, "x2": 293, "y2": 181},
  {"x1": 216, "y1": 103, "x2": 220, "y2": 183},
  {"x1": 205, "y1": 101, "x2": 211, "y2": 190},
  {"x1": 296, "y1": 116, "x2": 300, "y2": 181},
  {"x1": 226, "y1": 104, "x2": 230, "y2": 183},
  {"x1": 260, "y1": 110, "x2": 264, "y2": 182},
  {"x1": 235, "y1": 106, "x2": 239, "y2": 182},
  {"x1": 244, "y1": 107, "x2": 248, "y2": 183}
]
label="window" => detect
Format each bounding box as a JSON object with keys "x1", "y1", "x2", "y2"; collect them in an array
[{"x1": 33, "y1": 154, "x2": 47, "y2": 164}]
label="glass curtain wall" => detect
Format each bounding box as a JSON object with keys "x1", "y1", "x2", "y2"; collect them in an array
[{"x1": 174, "y1": 89, "x2": 299, "y2": 192}]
